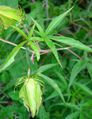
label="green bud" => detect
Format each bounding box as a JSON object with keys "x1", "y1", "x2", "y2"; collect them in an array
[{"x1": 19, "y1": 78, "x2": 42, "y2": 118}]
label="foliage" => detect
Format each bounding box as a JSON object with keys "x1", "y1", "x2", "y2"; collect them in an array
[{"x1": 0, "y1": 0, "x2": 92, "y2": 119}]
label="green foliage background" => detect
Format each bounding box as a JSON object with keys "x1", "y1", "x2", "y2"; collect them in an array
[{"x1": 0, "y1": 0, "x2": 92, "y2": 119}]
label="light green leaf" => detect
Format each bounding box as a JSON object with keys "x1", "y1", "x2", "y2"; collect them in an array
[
  {"x1": 30, "y1": 37, "x2": 44, "y2": 41},
  {"x1": 46, "y1": 7, "x2": 73, "y2": 35},
  {"x1": 0, "y1": 6, "x2": 23, "y2": 29},
  {"x1": 28, "y1": 24, "x2": 35, "y2": 38},
  {"x1": 12, "y1": 26, "x2": 28, "y2": 40},
  {"x1": 38, "y1": 73, "x2": 65, "y2": 103},
  {"x1": 0, "y1": 41, "x2": 26, "y2": 73},
  {"x1": 50, "y1": 36, "x2": 92, "y2": 52},
  {"x1": 0, "y1": 6, "x2": 22, "y2": 20},
  {"x1": 69, "y1": 60, "x2": 88, "y2": 88},
  {"x1": 28, "y1": 41, "x2": 40, "y2": 61},
  {"x1": 0, "y1": 14, "x2": 16, "y2": 29},
  {"x1": 45, "y1": 38, "x2": 62, "y2": 67},
  {"x1": 31, "y1": 17, "x2": 44, "y2": 36}
]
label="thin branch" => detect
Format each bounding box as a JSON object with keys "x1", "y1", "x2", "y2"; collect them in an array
[
  {"x1": 0, "y1": 38, "x2": 82, "y2": 59},
  {"x1": 68, "y1": 49, "x2": 81, "y2": 59},
  {"x1": 40, "y1": 47, "x2": 71, "y2": 54},
  {"x1": 0, "y1": 38, "x2": 33, "y2": 53},
  {"x1": 0, "y1": 38, "x2": 17, "y2": 47},
  {"x1": 40, "y1": 47, "x2": 81, "y2": 59}
]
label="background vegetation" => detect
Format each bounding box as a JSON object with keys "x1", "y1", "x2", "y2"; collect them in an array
[{"x1": 0, "y1": 0, "x2": 92, "y2": 119}]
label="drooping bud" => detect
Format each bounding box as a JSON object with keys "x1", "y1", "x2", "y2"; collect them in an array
[{"x1": 19, "y1": 78, "x2": 42, "y2": 118}]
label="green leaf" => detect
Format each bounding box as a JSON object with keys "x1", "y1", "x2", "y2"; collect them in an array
[
  {"x1": 31, "y1": 17, "x2": 44, "y2": 37},
  {"x1": 38, "y1": 73, "x2": 65, "y2": 103},
  {"x1": 37, "y1": 105, "x2": 50, "y2": 119},
  {"x1": 28, "y1": 24, "x2": 35, "y2": 38},
  {"x1": 0, "y1": 41, "x2": 26, "y2": 73},
  {"x1": 37, "y1": 64, "x2": 57, "y2": 73},
  {"x1": 12, "y1": 26, "x2": 28, "y2": 40},
  {"x1": 65, "y1": 112, "x2": 79, "y2": 119},
  {"x1": 69, "y1": 59, "x2": 88, "y2": 88},
  {"x1": 45, "y1": 38, "x2": 62, "y2": 67},
  {"x1": 15, "y1": 77, "x2": 26, "y2": 87},
  {"x1": 50, "y1": 36, "x2": 92, "y2": 52},
  {"x1": 87, "y1": 63, "x2": 92, "y2": 79},
  {"x1": 46, "y1": 7, "x2": 73, "y2": 35},
  {"x1": 75, "y1": 82, "x2": 92, "y2": 96},
  {"x1": 65, "y1": 103, "x2": 79, "y2": 110},
  {"x1": 28, "y1": 41, "x2": 40, "y2": 61},
  {"x1": 8, "y1": 91, "x2": 19, "y2": 101},
  {"x1": 38, "y1": 105, "x2": 50, "y2": 119},
  {"x1": 82, "y1": 100, "x2": 92, "y2": 107},
  {"x1": 55, "y1": 72, "x2": 67, "y2": 88},
  {"x1": 30, "y1": 37, "x2": 44, "y2": 41},
  {"x1": 56, "y1": 102, "x2": 79, "y2": 110},
  {"x1": 45, "y1": 91, "x2": 58, "y2": 101}
]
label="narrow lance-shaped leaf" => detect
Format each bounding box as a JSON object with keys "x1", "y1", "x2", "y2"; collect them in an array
[
  {"x1": 31, "y1": 17, "x2": 45, "y2": 37},
  {"x1": 30, "y1": 37, "x2": 44, "y2": 41},
  {"x1": 38, "y1": 73, "x2": 65, "y2": 103},
  {"x1": 56, "y1": 102, "x2": 79, "y2": 110},
  {"x1": 12, "y1": 26, "x2": 28, "y2": 40},
  {"x1": 87, "y1": 63, "x2": 92, "y2": 79},
  {"x1": 0, "y1": 41, "x2": 26, "y2": 73},
  {"x1": 75, "y1": 82, "x2": 92, "y2": 96},
  {"x1": 65, "y1": 112, "x2": 79, "y2": 119},
  {"x1": 69, "y1": 59, "x2": 88, "y2": 88},
  {"x1": 46, "y1": 7, "x2": 73, "y2": 35},
  {"x1": 37, "y1": 63, "x2": 57, "y2": 73},
  {"x1": 28, "y1": 24, "x2": 35, "y2": 39},
  {"x1": 45, "y1": 91, "x2": 59, "y2": 101},
  {"x1": 50, "y1": 36, "x2": 92, "y2": 52},
  {"x1": 45, "y1": 38, "x2": 62, "y2": 67},
  {"x1": 55, "y1": 72, "x2": 67, "y2": 88}
]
